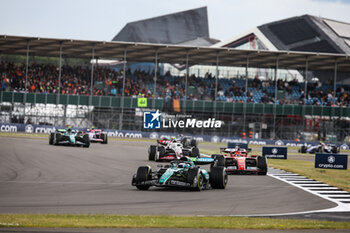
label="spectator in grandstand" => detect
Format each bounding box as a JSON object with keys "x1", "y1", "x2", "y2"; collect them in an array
[{"x1": 1, "y1": 61, "x2": 349, "y2": 107}]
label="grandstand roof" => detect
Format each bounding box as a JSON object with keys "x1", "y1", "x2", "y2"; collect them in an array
[
  {"x1": 1, "y1": 34, "x2": 350, "y2": 72},
  {"x1": 111, "y1": 7, "x2": 215, "y2": 46},
  {"x1": 257, "y1": 15, "x2": 350, "y2": 55}
]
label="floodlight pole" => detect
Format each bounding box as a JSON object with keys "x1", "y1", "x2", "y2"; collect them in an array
[
  {"x1": 273, "y1": 56, "x2": 279, "y2": 140},
  {"x1": 153, "y1": 48, "x2": 158, "y2": 108},
  {"x1": 89, "y1": 45, "x2": 95, "y2": 123},
  {"x1": 119, "y1": 47, "x2": 127, "y2": 130},
  {"x1": 243, "y1": 54, "x2": 249, "y2": 137}
]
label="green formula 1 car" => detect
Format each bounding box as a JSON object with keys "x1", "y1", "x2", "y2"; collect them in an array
[
  {"x1": 49, "y1": 127, "x2": 90, "y2": 148},
  {"x1": 132, "y1": 156, "x2": 227, "y2": 191}
]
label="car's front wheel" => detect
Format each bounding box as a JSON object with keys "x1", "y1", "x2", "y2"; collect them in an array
[
  {"x1": 82, "y1": 134, "x2": 90, "y2": 148},
  {"x1": 135, "y1": 166, "x2": 152, "y2": 190}
]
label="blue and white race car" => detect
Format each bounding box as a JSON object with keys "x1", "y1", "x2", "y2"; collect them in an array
[{"x1": 299, "y1": 142, "x2": 340, "y2": 154}]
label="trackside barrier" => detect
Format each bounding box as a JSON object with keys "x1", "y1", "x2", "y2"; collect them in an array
[
  {"x1": 262, "y1": 147, "x2": 288, "y2": 159},
  {"x1": 315, "y1": 153, "x2": 348, "y2": 170},
  {"x1": 0, "y1": 122, "x2": 349, "y2": 148}
]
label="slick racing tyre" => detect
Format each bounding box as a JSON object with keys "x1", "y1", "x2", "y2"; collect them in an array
[
  {"x1": 210, "y1": 166, "x2": 227, "y2": 189},
  {"x1": 101, "y1": 134, "x2": 108, "y2": 144},
  {"x1": 257, "y1": 156, "x2": 267, "y2": 175},
  {"x1": 187, "y1": 168, "x2": 202, "y2": 191},
  {"x1": 190, "y1": 139, "x2": 197, "y2": 147},
  {"x1": 135, "y1": 166, "x2": 152, "y2": 190},
  {"x1": 181, "y1": 138, "x2": 189, "y2": 147},
  {"x1": 54, "y1": 133, "x2": 61, "y2": 145},
  {"x1": 49, "y1": 133, "x2": 54, "y2": 145},
  {"x1": 300, "y1": 146, "x2": 307, "y2": 153},
  {"x1": 215, "y1": 154, "x2": 225, "y2": 167},
  {"x1": 191, "y1": 147, "x2": 200, "y2": 158},
  {"x1": 83, "y1": 134, "x2": 90, "y2": 148},
  {"x1": 148, "y1": 145, "x2": 157, "y2": 161}
]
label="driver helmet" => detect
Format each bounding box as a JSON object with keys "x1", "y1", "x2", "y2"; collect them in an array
[
  {"x1": 171, "y1": 136, "x2": 177, "y2": 142},
  {"x1": 67, "y1": 126, "x2": 72, "y2": 133}
]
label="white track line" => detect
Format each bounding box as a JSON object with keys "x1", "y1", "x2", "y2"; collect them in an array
[{"x1": 267, "y1": 168, "x2": 350, "y2": 214}]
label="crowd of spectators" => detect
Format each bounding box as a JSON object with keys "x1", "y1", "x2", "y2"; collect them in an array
[{"x1": 1, "y1": 61, "x2": 349, "y2": 107}]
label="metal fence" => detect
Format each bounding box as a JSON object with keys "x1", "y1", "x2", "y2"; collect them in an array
[{"x1": 1, "y1": 91, "x2": 349, "y2": 142}]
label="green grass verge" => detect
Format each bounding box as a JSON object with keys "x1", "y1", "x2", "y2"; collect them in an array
[
  {"x1": 267, "y1": 159, "x2": 350, "y2": 192},
  {"x1": 0, "y1": 214, "x2": 349, "y2": 229}
]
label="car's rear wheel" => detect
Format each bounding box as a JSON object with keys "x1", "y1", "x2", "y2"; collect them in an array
[
  {"x1": 210, "y1": 166, "x2": 227, "y2": 189},
  {"x1": 135, "y1": 166, "x2": 151, "y2": 190},
  {"x1": 190, "y1": 139, "x2": 197, "y2": 147},
  {"x1": 257, "y1": 156, "x2": 267, "y2": 175},
  {"x1": 54, "y1": 133, "x2": 61, "y2": 145},
  {"x1": 148, "y1": 145, "x2": 156, "y2": 161},
  {"x1": 49, "y1": 133, "x2": 54, "y2": 145},
  {"x1": 215, "y1": 154, "x2": 225, "y2": 167},
  {"x1": 191, "y1": 147, "x2": 200, "y2": 158},
  {"x1": 187, "y1": 168, "x2": 202, "y2": 191},
  {"x1": 300, "y1": 146, "x2": 307, "y2": 153}
]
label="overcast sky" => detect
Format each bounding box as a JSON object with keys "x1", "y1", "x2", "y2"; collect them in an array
[{"x1": 1, "y1": 0, "x2": 350, "y2": 42}]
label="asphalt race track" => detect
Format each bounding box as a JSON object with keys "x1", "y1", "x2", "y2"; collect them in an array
[{"x1": 0, "y1": 136, "x2": 338, "y2": 217}]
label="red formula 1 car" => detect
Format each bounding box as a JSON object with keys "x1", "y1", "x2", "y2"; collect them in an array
[
  {"x1": 212, "y1": 143, "x2": 267, "y2": 175},
  {"x1": 87, "y1": 128, "x2": 108, "y2": 144}
]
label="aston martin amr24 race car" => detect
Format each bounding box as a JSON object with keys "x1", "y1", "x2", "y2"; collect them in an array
[
  {"x1": 299, "y1": 142, "x2": 340, "y2": 154},
  {"x1": 132, "y1": 156, "x2": 227, "y2": 191},
  {"x1": 49, "y1": 128, "x2": 90, "y2": 147},
  {"x1": 212, "y1": 143, "x2": 267, "y2": 175},
  {"x1": 148, "y1": 140, "x2": 200, "y2": 161},
  {"x1": 87, "y1": 128, "x2": 108, "y2": 144}
]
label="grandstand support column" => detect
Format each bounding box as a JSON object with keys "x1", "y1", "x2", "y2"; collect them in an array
[
  {"x1": 273, "y1": 56, "x2": 279, "y2": 139},
  {"x1": 25, "y1": 40, "x2": 30, "y2": 92},
  {"x1": 55, "y1": 41, "x2": 63, "y2": 126},
  {"x1": 184, "y1": 50, "x2": 189, "y2": 113},
  {"x1": 302, "y1": 57, "x2": 308, "y2": 131},
  {"x1": 214, "y1": 51, "x2": 219, "y2": 120},
  {"x1": 119, "y1": 47, "x2": 127, "y2": 130},
  {"x1": 89, "y1": 45, "x2": 95, "y2": 124},
  {"x1": 243, "y1": 54, "x2": 249, "y2": 136},
  {"x1": 332, "y1": 59, "x2": 338, "y2": 129},
  {"x1": 153, "y1": 48, "x2": 158, "y2": 109},
  {"x1": 333, "y1": 59, "x2": 338, "y2": 105},
  {"x1": 24, "y1": 39, "x2": 30, "y2": 123}
]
